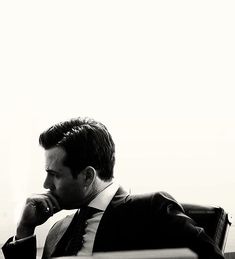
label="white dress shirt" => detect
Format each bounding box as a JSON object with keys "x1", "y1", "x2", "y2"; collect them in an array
[{"x1": 77, "y1": 182, "x2": 119, "y2": 256}]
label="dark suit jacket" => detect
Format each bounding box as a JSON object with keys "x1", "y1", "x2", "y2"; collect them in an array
[{"x1": 2, "y1": 188, "x2": 224, "y2": 259}]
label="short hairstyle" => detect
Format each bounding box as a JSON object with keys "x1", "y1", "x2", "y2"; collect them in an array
[{"x1": 39, "y1": 117, "x2": 115, "y2": 181}]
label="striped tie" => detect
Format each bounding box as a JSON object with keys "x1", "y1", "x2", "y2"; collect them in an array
[{"x1": 64, "y1": 206, "x2": 100, "y2": 256}]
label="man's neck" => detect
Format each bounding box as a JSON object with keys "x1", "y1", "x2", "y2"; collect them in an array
[{"x1": 82, "y1": 179, "x2": 113, "y2": 207}]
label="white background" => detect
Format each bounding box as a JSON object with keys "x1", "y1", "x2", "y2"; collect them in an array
[{"x1": 0, "y1": 0, "x2": 235, "y2": 249}]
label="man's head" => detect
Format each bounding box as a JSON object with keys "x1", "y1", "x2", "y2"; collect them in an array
[
  {"x1": 39, "y1": 117, "x2": 115, "y2": 181},
  {"x1": 39, "y1": 117, "x2": 115, "y2": 209}
]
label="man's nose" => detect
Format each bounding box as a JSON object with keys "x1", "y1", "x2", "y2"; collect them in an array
[{"x1": 43, "y1": 175, "x2": 53, "y2": 190}]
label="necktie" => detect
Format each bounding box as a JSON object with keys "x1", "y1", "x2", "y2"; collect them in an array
[{"x1": 64, "y1": 206, "x2": 100, "y2": 256}]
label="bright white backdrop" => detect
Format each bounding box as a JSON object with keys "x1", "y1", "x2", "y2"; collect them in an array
[{"x1": 0, "y1": 0, "x2": 235, "y2": 249}]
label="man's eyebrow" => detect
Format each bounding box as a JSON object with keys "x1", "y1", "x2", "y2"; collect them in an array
[{"x1": 46, "y1": 169, "x2": 59, "y2": 174}]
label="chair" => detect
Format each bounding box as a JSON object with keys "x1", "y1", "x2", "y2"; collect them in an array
[{"x1": 182, "y1": 203, "x2": 232, "y2": 253}]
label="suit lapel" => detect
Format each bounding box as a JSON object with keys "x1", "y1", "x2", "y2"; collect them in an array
[{"x1": 43, "y1": 212, "x2": 76, "y2": 259}]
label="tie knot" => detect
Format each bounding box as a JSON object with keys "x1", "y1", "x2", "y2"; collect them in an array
[{"x1": 79, "y1": 206, "x2": 101, "y2": 219}]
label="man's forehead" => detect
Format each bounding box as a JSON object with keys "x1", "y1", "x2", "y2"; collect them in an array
[{"x1": 45, "y1": 147, "x2": 66, "y2": 167}]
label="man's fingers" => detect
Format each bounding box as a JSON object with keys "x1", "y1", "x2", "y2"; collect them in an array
[
  {"x1": 44, "y1": 193, "x2": 61, "y2": 212},
  {"x1": 26, "y1": 193, "x2": 61, "y2": 217},
  {"x1": 43, "y1": 198, "x2": 55, "y2": 216},
  {"x1": 34, "y1": 199, "x2": 50, "y2": 214}
]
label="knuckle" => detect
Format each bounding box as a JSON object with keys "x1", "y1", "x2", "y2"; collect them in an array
[{"x1": 26, "y1": 197, "x2": 32, "y2": 203}]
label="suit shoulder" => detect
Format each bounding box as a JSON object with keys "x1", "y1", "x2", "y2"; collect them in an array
[
  {"x1": 153, "y1": 191, "x2": 179, "y2": 204},
  {"x1": 130, "y1": 191, "x2": 176, "y2": 203},
  {"x1": 129, "y1": 191, "x2": 184, "y2": 213}
]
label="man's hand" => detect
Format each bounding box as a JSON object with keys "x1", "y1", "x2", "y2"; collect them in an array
[{"x1": 16, "y1": 193, "x2": 61, "y2": 240}]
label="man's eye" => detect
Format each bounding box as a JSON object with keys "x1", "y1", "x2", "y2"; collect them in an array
[
  {"x1": 47, "y1": 171, "x2": 59, "y2": 178},
  {"x1": 48, "y1": 172, "x2": 56, "y2": 177}
]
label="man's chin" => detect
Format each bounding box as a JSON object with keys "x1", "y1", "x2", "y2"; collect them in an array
[{"x1": 56, "y1": 200, "x2": 72, "y2": 210}]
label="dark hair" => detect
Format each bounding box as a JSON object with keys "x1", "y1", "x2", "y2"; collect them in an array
[{"x1": 39, "y1": 117, "x2": 115, "y2": 181}]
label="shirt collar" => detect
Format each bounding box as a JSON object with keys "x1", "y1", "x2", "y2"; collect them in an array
[{"x1": 88, "y1": 182, "x2": 120, "y2": 211}]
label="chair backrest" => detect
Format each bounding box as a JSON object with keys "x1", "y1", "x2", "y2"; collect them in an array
[{"x1": 182, "y1": 203, "x2": 232, "y2": 253}]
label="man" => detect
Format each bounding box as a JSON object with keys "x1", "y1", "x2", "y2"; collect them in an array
[{"x1": 2, "y1": 117, "x2": 224, "y2": 259}]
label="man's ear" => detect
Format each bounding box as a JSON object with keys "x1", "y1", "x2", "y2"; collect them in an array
[{"x1": 82, "y1": 166, "x2": 96, "y2": 186}]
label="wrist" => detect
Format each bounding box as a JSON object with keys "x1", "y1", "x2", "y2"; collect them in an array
[{"x1": 16, "y1": 224, "x2": 35, "y2": 240}]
